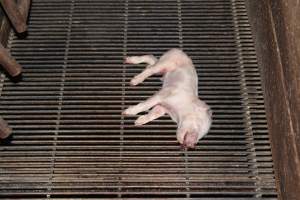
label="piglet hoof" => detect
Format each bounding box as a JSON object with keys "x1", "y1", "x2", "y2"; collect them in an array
[
  {"x1": 121, "y1": 109, "x2": 131, "y2": 116},
  {"x1": 134, "y1": 121, "x2": 143, "y2": 126},
  {"x1": 122, "y1": 107, "x2": 137, "y2": 116},
  {"x1": 124, "y1": 57, "x2": 130, "y2": 64},
  {"x1": 130, "y1": 78, "x2": 139, "y2": 86},
  {"x1": 134, "y1": 116, "x2": 147, "y2": 126}
]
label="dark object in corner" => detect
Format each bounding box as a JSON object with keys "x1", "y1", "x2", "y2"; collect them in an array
[
  {"x1": 0, "y1": 0, "x2": 31, "y2": 34},
  {"x1": 0, "y1": 43, "x2": 22, "y2": 77},
  {"x1": 0, "y1": 117, "x2": 12, "y2": 139}
]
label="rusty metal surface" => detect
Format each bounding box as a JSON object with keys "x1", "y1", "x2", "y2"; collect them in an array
[{"x1": 0, "y1": 0, "x2": 278, "y2": 199}]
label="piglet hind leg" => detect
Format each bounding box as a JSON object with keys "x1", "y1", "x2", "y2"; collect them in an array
[
  {"x1": 124, "y1": 55, "x2": 157, "y2": 65},
  {"x1": 130, "y1": 59, "x2": 173, "y2": 86},
  {"x1": 135, "y1": 105, "x2": 166, "y2": 126}
]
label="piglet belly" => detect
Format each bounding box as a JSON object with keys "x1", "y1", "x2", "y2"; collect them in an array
[{"x1": 161, "y1": 92, "x2": 193, "y2": 123}]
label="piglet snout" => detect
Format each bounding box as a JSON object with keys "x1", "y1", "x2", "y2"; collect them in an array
[{"x1": 181, "y1": 132, "x2": 198, "y2": 149}]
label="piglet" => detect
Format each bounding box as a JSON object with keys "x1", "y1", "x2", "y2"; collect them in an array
[{"x1": 123, "y1": 49, "x2": 212, "y2": 149}]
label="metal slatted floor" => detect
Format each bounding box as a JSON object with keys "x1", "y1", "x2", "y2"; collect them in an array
[{"x1": 0, "y1": 0, "x2": 278, "y2": 199}]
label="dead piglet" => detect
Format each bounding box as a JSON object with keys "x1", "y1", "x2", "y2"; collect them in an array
[{"x1": 123, "y1": 49, "x2": 212, "y2": 149}]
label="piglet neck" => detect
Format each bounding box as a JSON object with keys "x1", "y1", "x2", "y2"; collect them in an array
[
  {"x1": 178, "y1": 104, "x2": 197, "y2": 123},
  {"x1": 180, "y1": 99, "x2": 207, "y2": 119}
]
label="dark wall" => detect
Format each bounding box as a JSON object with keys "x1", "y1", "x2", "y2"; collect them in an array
[{"x1": 245, "y1": 0, "x2": 300, "y2": 199}]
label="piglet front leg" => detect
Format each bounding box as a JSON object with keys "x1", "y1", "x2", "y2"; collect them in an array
[
  {"x1": 134, "y1": 105, "x2": 166, "y2": 126},
  {"x1": 123, "y1": 54, "x2": 169, "y2": 125},
  {"x1": 124, "y1": 55, "x2": 157, "y2": 66},
  {"x1": 126, "y1": 56, "x2": 174, "y2": 86},
  {"x1": 122, "y1": 93, "x2": 162, "y2": 116}
]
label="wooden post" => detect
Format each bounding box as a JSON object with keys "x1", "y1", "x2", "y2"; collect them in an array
[
  {"x1": 245, "y1": 0, "x2": 300, "y2": 199},
  {"x1": 0, "y1": 117, "x2": 11, "y2": 139},
  {"x1": 0, "y1": 43, "x2": 22, "y2": 77},
  {"x1": 0, "y1": 0, "x2": 27, "y2": 33},
  {"x1": 18, "y1": 0, "x2": 31, "y2": 20}
]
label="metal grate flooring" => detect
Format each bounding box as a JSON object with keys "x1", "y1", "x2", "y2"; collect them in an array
[{"x1": 0, "y1": 0, "x2": 278, "y2": 199}]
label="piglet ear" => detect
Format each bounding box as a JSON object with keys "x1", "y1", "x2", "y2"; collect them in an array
[
  {"x1": 207, "y1": 108, "x2": 212, "y2": 118},
  {"x1": 176, "y1": 128, "x2": 187, "y2": 145}
]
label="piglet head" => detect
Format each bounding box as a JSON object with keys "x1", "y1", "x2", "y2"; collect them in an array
[
  {"x1": 177, "y1": 124, "x2": 200, "y2": 150},
  {"x1": 177, "y1": 108, "x2": 212, "y2": 149}
]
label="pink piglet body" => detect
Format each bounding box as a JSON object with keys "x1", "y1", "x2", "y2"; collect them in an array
[{"x1": 123, "y1": 49, "x2": 212, "y2": 149}]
